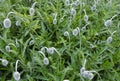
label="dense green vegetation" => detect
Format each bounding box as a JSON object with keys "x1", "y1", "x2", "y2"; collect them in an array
[{"x1": 0, "y1": 0, "x2": 120, "y2": 81}]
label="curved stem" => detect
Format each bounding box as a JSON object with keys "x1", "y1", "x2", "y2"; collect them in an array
[
  {"x1": 76, "y1": 27, "x2": 80, "y2": 35},
  {"x1": 52, "y1": 47, "x2": 62, "y2": 71},
  {"x1": 85, "y1": 22, "x2": 90, "y2": 27},
  {"x1": 8, "y1": 43, "x2": 17, "y2": 49},
  {"x1": 83, "y1": 59, "x2": 86, "y2": 68},
  {"x1": 7, "y1": 12, "x2": 15, "y2": 18},
  {"x1": 15, "y1": 60, "x2": 20, "y2": 72},
  {"x1": 38, "y1": 51, "x2": 46, "y2": 58},
  {"x1": 83, "y1": 9, "x2": 86, "y2": 15},
  {"x1": 31, "y1": 2, "x2": 37, "y2": 8},
  {"x1": 52, "y1": 47, "x2": 60, "y2": 56},
  {"x1": 53, "y1": 13, "x2": 57, "y2": 19},
  {"x1": 94, "y1": 0, "x2": 97, "y2": 4},
  {"x1": 44, "y1": 47, "x2": 48, "y2": 50},
  {"x1": 41, "y1": 46, "x2": 48, "y2": 52},
  {"x1": 111, "y1": 31, "x2": 116, "y2": 36},
  {"x1": 15, "y1": 39, "x2": 19, "y2": 47},
  {"x1": 68, "y1": 34, "x2": 70, "y2": 50},
  {"x1": 111, "y1": 15, "x2": 117, "y2": 20},
  {"x1": 83, "y1": 22, "x2": 89, "y2": 29}
]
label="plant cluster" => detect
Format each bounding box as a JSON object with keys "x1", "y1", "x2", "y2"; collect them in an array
[{"x1": 0, "y1": 0, "x2": 120, "y2": 81}]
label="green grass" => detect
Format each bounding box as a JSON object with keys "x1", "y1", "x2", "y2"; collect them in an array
[{"x1": 0, "y1": 0, "x2": 120, "y2": 81}]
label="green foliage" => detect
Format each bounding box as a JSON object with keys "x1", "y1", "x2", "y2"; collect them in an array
[{"x1": 0, "y1": 0, "x2": 120, "y2": 81}]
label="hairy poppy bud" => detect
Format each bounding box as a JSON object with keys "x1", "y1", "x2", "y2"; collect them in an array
[
  {"x1": 29, "y1": 40, "x2": 34, "y2": 45},
  {"x1": 3, "y1": 18, "x2": 11, "y2": 28},
  {"x1": 47, "y1": 47, "x2": 55, "y2": 54},
  {"x1": 87, "y1": 72, "x2": 94, "y2": 80},
  {"x1": 16, "y1": 20, "x2": 21, "y2": 26},
  {"x1": 65, "y1": 0, "x2": 70, "y2": 6},
  {"x1": 91, "y1": 4, "x2": 97, "y2": 11},
  {"x1": 80, "y1": 67, "x2": 85, "y2": 74},
  {"x1": 2, "y1": 59, "x2": 8, "y2": 66},
  {"x1": 0, "y1": 59, "x2": 9, "y2": 66},
  {"x1": 72, "y1": 27, "x2": 79, "y2": 36},
  {"x1": 29, "y1": 8, "x2": 35, "y2": 16},
  {"x1": 5, "y1": 45, "x2": 11, "y2": 52},
  {"x1": 81, "y1": 70, "x2": 94, "y2": 80},
  {"x1": 75, "y1": 0, "x2": 80, "y2": 6},
  {"x1": 83, "y1": 9, "x2": 88, "y2": 22},
  {"x1": 13, "y1": 71, "x2": 20, "y2": 81},
  {"x1": 106, "y1": 36, "x2": 112, "y2": 44},
  {"x1": 3, "y1": 12, "x2": 15, "y2": 28},
  {"x1": 13, "y1": 60, "x2": 21, "y2": 81},
  {"x1": 82, "y1": 71, "x2": 89, "y2": 78},
  {"x1": 64, "y1": 31, "x2": 69, "y2": 37},
  {"x1": 70, "y1": 8, "x2": 76, "y2": 17},
  {"x1": 104, "y1": 15, "x2": 117, "y2": 27},
  {"x1": 104, "y1": 20, "x2": 112, "y2": 27},
  {"x1": 29, "y1": 2, "x2": 37, "y2": 16},
  {"x1": 43, "y1": 57, "x2": 49, "y2": 65},
  {"x1": 53, "y1": 18, "x2": 57, "y2": 25}
]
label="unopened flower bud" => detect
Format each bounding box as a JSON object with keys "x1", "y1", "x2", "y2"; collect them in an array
[
  {"x1": 80, "y1": 67, "x2": 85, "y2": 74},
  {"x1": 13, "y1": 71, "x2": 20, "y2": 81},
  {"x1": 87, "y1": 72, "x2": 94, "y2": 80},
  {"x1": 16, "y1": 20, "x2": 21, "y2": 26},
  {"x1": 91, "y1": 4, "x2": 97, "y2": 11},
  {"x1": 47, "y1": 47, "x2": 54, "y2": 54},
  {"x1": 3, "y1": 18, "x2": 11, "y2": 28},
  {"x1": 72, "y1": 28, "x2": 79, "y2": 36},
  {"x1": 104, "y1": 20, "x2": 112, "y2": 27},
  {"x1": 83, "y1": 9, "x2": 88, "y2": 22},
  {"x1": 104, "y1": 15, "x2": 117, "y2": 27},
  {"x1": 29, "y1": 8, "x2": 35, "y2": 16},
  {"x1": 65, "y1": 0, "x2": 70, "y2": 6},
  {"x1": 53, "y1": 18, "x2": 57, "y2": 25},
  {"x1": 13, "y1": 60, "x2": 21, "y2": 81},
  {"x1": 29, "y1": 40, "x2": 34, "y2": 45},
  {"x1": 82, "y1": 71, "x2": 95, "y2": 80},
  {"x1": 106, "y1": 36, "x2": 112, "y2": 44},
  {"x1": 82, "y1": 71, "x2": 89, "y2": 78},
  {"x1": 70, "y1": 8, "x2": 76, "y2": 17},
  {"x1": 3, "y1": 12, "x2": 16, "y2": 28},
  {"x1": 64, "y1": 31, "x2": 69, "y2": 37},
  {"x1": 90, "y1": 44, "x2": 94, "y2": 48},
  {"x1": 2, "y1": 59, "x2": 8, "y2": 66},
  {"x1": 5, "y1": 45, "x2": 11, "y2": 52},
  {"x1": 43, "y1": 57, "x2": 49, "y2": 65},
  {"x1": 29, "y1": 2, "x2": 37, "y2": 16},
  {"x1": 75, "y1": 0, "x2": 80, "y2": 6}
]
